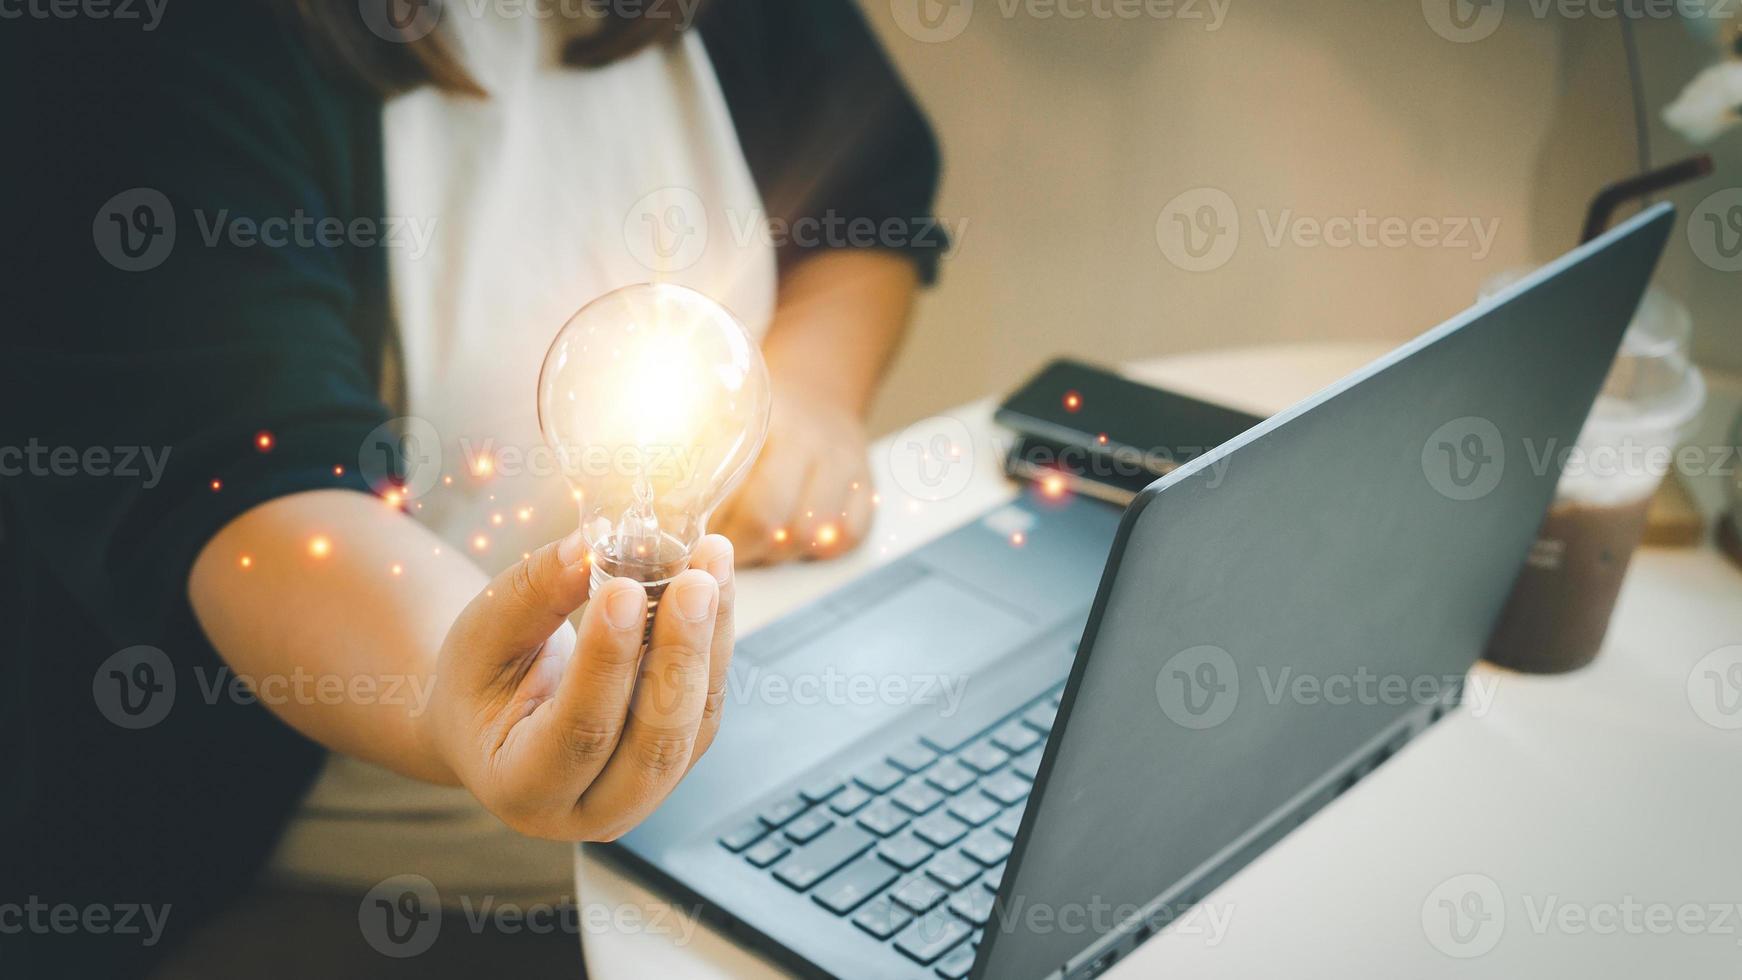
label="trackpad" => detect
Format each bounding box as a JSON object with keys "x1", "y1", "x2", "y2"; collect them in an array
[{"x1": 716, "y1": 577, "x2": 1033, "y2": 793}]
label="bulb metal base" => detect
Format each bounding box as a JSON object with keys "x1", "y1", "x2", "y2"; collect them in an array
[{"x1": 589, "y1": 561, "x2": 676, "y2": 644}]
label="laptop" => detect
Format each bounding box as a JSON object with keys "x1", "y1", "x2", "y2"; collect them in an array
[{"x1": 605, "y1": 204, "x2": 1675, "y2": 979}]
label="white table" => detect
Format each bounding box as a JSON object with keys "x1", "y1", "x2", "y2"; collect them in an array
[{"x1": 578, "y1": 343, "x2": 1742, "y2": 978}]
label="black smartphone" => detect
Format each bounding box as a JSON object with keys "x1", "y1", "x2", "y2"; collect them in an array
[{"x1": 994, "y1": 358, "x2": 1264, "y2": 504}]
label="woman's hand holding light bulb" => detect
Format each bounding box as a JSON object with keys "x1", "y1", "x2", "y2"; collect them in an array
[{"x1": 423, "y1": 531, "x2": 737, "y2": 842}]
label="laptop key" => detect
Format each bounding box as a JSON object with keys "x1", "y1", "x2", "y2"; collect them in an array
[
  {"x1": 855, "y1": 762, "x2": 906, "y2": 794},
  {"x1": 784, "y1": 810, "x2": 834, "y2": 844},
  {"x1": 959, "y1": 740, "x2": 1010, "y2": 774},
  {"x1": 991, "y1": 808, "x2": 1023, "y2": 839},
  {"x1": 980, "y1": 771, "x2": 1030, "y2": 807},
  {"x1": 829, "y1": 784, "x2": 873, "y2": 816},
  {"x1": 889, "y1": 743, "x2": 939, "y2": 773},
  {"x1": 981, "y1": 863, "x2": 1006, "y2": 893},
  {"x1": 926, "y1": 851, "x2": 982, "y2": 890},
  {"x1": 760, "y1": 796, "x2": 810, "y2": 828},
  {"x1": 719, "y1": 820, "x2": 768, "y2": 853},
  {"x1": 878, "y1": 832, "x2": 935, "y2": 871},
  {"x1": 990, "y1": 721, "x2": 1041, "y2": 755},
  {"x1": 853, "y1": 896, "x2": 915, "y2": 940},
  {"x1": 924, "y1": 760, "x2": 978, "y2": 795},
  {"x1": 773, "y1": 825, "x2": 875, "y2": 891},
  {"x1": 894, "y1": 909, "x2": 973, "y2": 965},
  {"x1": 800, "y1": 777, "x2": 845, "y2": 804},
  {"x1": 891, "y1": 779, "x2": 945, "y2": 816},
  {"x1": 962, "y1": 828, "x2": 1013, "y2": 867},
  {"x1": 891, "y1": 875, "x2": 949, "y2": 914},
  {"x1": 856, "y1": 799, "x2": 911, "y2": 837},
  {"x1": 1011, "y1": 748, "x2": 1043, "y2": 781},
  {"x1": 744, "y1": 838, "x2": 790, "y2": 868},
  {"x1": 1021, "y1": 701, "x2": 1057, "y2": 733},
  {"x1": 812, "y1": 853, "x2": 899, "y2": 915},
  {"x1": 948, "y1": 885, "x2": 995, "y2": 926},
  {"x1": 935, "y1": 944, "x2": 977, "y2": 979},
  {"x1": 912, "y1": 811, "x2": 969, "y2": 849},
  {"x1": 947, "y1": 793, "x2": 1000, "y2": 828}
]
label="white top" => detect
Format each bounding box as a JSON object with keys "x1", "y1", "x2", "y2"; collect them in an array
[
  {"x1": 267, "y1": 15, "x2": 776, "y2": 900},
  {"x1": 386, "y1": 12, "x2": 777, "y2": 572}
]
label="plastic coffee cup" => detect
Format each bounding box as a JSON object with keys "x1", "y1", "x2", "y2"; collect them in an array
[{"x1": 1478, "y1": 278, "x2": 1706, "y2": 673}]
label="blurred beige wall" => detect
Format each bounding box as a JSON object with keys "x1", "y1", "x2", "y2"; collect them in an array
[{"x1": 860, "y1": 0, "x2": 1741, "y2": 435}]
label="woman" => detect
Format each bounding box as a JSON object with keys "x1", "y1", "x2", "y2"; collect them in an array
[{"x1": 3, "y1": 0, "x2": 943, "y2": 974}]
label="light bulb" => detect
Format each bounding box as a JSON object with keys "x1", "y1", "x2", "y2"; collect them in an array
[{"x1": 538, "y1": 283, "x2": 771, "y2": 605}]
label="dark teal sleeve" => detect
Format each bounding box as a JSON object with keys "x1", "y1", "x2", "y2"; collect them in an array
[
  {"x1": 1, "y1": 4, "x2": 392, "y2": 646},
  {"x1": 702, "y1": 0, "x2": 949, "y2": 283}
]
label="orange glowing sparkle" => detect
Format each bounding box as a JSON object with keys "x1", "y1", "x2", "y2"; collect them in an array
[
  {"x1": 384, "y1": 489, "x2": 405, "y2": 508},
  {"x1": 472, "y1": 456, "x2": 494, "y2": 477},
  {"x1": 773, "y1": 528, "x2": 789, "y2": 544},
  {"x1": 490, "y1": 513, "x2": 505, "y2": 526},
  {"x1": 1096, "y1": 433, "x2": 1109, "y2": 445},
  {"x1": 443, "y1": 475, "x2": 454, "y2": 486},
  {"x1": 1010, "y1": 532, "x2": 1026, "y2": 547},
  {"x1": 308, "y1": 536, "x2": 332, "y2": 558},
  {"x1": 818, "y1": 524, "x2": 840, "y2": 546},
  {"x1": 1041, "y1": 474, "x2": 1068, "y2": 499},
  {"x1": 471, "y1": 534, "x2": 489, "y2": 552},
  {"x1": 255, "y1": 431, "x2": 275, "y2": 451},
  {"x1": 209, "y1": 479, "x2": 223, "y2": 492},
  {"x1": 238, "y1": 555, "x2": 253, "y2": 569},
  {"x1": 1063, "y1": 391, "x2": 1082, "y2": 412},
  {"x1": 516, "y1": 507, "x2": 533, "y2": 523},
  {"x1": 390, "y1": 563, "x2": 404, "y2": 576},
  {"x1": 871, "y1": 493, "x2": 882, "y2": 506},
  {"x1": 333, "y1": 465, "x2": 346, "y2": 476}
]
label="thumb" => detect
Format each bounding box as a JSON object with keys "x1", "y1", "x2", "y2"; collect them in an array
[{"x1": 468, "y1": 528, "x2": 596, "y2": 661}]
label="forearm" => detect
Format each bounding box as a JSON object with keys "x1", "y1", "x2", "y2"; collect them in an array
[
  {"x1": 761, "y1": 249, "x2": 920, "y2": 417},
  {"x1": 187, "y1": 489, "x2": 485, "y2": 785}
]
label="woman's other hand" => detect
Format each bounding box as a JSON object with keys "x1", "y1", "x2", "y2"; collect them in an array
[
  {"x1": 425, "y1": 533, "x2": 736, "y2": 842},
  {"x1": 713, "y1": 382, "x2": 875, "y2": 566}
]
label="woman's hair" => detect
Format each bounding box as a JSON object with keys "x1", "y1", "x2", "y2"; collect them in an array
[{"x1": 284, "y1": 0, "x2": 708, "y2": 96}]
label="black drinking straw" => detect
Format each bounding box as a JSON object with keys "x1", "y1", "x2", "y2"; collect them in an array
[{"x1": 1580, "y1": 154, "x2": 1715, "y2": 244}]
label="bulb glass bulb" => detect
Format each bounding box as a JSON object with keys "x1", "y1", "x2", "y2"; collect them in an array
[{"x1": 538, "y1": 283, "x2": 770, "y2": 589}]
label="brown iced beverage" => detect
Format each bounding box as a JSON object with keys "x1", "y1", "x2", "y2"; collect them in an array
[{"x1": 1484, "y1": 494, "x2": 1654, "y2": 673}]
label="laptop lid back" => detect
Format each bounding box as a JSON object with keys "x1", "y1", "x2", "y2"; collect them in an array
[{"x1": 975, "y1": 205, "x2": 1675, "y2": 979}]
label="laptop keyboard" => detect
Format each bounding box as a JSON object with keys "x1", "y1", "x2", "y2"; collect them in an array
[{"x1": 718, "y1": 682, "x2": 1065, "y2": 978}]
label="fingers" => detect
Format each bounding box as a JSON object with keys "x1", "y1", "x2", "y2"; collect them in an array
[
  {"x1": 456, "y1": 529, "x2": 593, "y2": 689},
  {"x1": 684, "y1": 535, "x2": 736, "y2": 769},
  {"x1": 573, "y1": 568, "x2": 721, "y2": 838},
  {"x1": 720, "y1": 442, "x2": 809, "y2": 565},
  {"x1": 538, "y1": 576, "x2": 650, "y2": 794}
]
